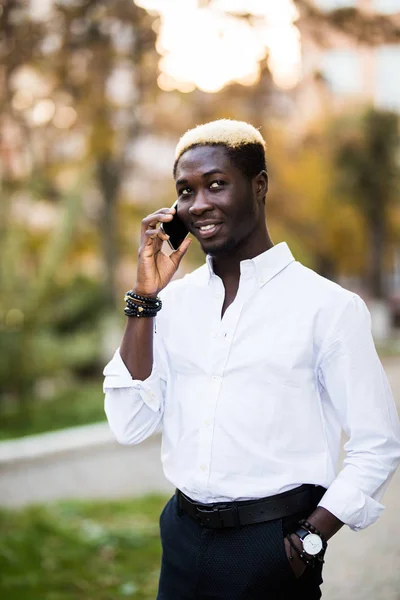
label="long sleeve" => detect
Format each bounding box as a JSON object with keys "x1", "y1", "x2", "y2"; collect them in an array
[
  {"x1": 317, "y1": 294, "x2": 400, "y2": 530},
  {"x1": 103, "y1": 322, "x2": 168, "y2": 445}
]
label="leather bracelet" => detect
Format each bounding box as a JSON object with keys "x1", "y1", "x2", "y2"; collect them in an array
[
  {"x1": 286, "y1": 534, "x2": 295, "y2": 563},
  {"x1": 286, "y1": 534, "x2": 315, "y2": 568}
]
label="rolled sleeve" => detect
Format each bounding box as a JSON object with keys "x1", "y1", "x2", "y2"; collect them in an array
[
  {"x1": 318, "y1": 476, "x2": 384, "y2": 531},
  {"x1": 317, "y1": 294, "x2": 400, "y2": 530},
  {"x1": 103, "y1": 321, "x2": 168, "y2": 445},
  {"x1": 103, "y1": 347, "x2": 163, "y2": 412}
]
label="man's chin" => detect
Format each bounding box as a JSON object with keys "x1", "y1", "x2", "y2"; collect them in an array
[{"x1": 199, "y1": 237, "x2": 237, "y2": 256}]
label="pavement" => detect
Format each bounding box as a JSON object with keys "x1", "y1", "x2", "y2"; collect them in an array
[
  {"x1": 321, "y1": 356, "x2": 400, "y2": 600},
  {"x1": 1, "y1": 357, "x2": 400, "y2": 598}
]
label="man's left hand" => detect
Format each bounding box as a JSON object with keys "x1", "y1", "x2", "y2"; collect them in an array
[{"x1": 283, "y1": 536, "x2": 307, "y2": 580}]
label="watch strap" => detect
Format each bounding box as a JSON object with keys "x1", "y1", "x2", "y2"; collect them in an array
[
  {"x1": 294, "y1": 527, "x2": 310, "y2": 541},
  {"x1": 294, "y1": 527, "x2": 325, "y2": 558}
]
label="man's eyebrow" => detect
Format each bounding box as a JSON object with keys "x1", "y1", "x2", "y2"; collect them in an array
[
  {"x1": 176, "y1": 169, "x2": 225, "y2": 186},
  {"x1": 202, "y1": 169, "x2": 225, "y2": 178}
]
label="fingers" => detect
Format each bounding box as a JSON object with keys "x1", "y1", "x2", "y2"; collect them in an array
[
  {"x1": 141, "y1": 207, "x2": 175, "y2": 235},
  {"x1": 144, "y1": 226, "x2": 170, "y2": 243},
  {"x1": 169, "y1": 237, "x2": 192, "y2": 268}
]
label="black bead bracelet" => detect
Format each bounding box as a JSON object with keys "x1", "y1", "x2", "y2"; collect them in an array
[
  {"x1": 123, "y1": 289, "x2": 162, "y2": 318},
  {"x1": 125, "y1": 290, "x2": 161, "y2": 306},
  {"x1": 124, "y1": 306, "x2": 157, "y2": 318},
  {"x1": 125, "y1": 298, "x2": 162, "y2": 312}
]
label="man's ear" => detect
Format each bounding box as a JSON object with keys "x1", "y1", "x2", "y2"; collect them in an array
[{"x1": 254, "y1": 170, "x2": 268, "y2": 199}]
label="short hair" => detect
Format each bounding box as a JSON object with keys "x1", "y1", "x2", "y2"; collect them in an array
[{"x1": 173, "y1": 119, "x2": 267, "y2": 180}]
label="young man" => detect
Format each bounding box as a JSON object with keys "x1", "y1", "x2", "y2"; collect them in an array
[{"x1": 103, "y1": 119, "x2": 400, "y2": 599}]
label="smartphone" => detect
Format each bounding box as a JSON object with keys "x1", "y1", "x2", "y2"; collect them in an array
[{"x1": 161, "y1": 201, "x2": 189, "y2": 251}]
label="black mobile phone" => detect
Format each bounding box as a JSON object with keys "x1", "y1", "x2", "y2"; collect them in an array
[{"x1": 161, "y1": 201, "x2": 189, "y2": 251}]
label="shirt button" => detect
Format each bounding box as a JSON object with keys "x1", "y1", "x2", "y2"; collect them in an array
[
  {"x1": 200, "y1": 464, "x2": 207, "y2": 471},
  {"x1": 204, "y1": 419, "x2": 210, "y2": 426},
  {"x1": 211, "y1": 375, "x2": 221, "y2": 383}
]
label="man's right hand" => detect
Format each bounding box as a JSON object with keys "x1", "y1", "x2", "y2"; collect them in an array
[{"x1": 134, "y1": 207, "x2": 191, "y2": 297}]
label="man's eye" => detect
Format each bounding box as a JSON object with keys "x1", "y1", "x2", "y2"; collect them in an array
[
  {"x1": 179, "y1": 188, "x2": 192, "y2": 196},
  {"x1": 210, "y1": 181, "x2": 225, "y2": 189}
]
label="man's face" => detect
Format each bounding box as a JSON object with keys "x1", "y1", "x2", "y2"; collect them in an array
[{"x1": 174, "y1": 145, "x2": 263, "y2": 256}]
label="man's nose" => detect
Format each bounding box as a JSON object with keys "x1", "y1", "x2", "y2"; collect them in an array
[{"x1": 188, "y1": 191, "x2": 213, "y2": 215}]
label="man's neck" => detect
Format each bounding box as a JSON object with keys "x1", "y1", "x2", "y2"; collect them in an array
[{"x1": 211, "y1": 237, "x2": 274, "y2": 283}]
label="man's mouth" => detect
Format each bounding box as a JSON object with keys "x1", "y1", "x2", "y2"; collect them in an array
[{"x1": 195, "y1": 222, "x2": 222, "y2": 239}]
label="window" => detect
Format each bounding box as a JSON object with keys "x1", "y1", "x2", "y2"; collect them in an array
[
  {"x1": 373, "y1": 0, "x2": 400, "y2": 13},
  {"x1": 375, "y1": 45, "x2": 400, "y2": 111},
  {"x1": 321, "y1": 49, "x2": 362, "y2": 94},
  {"x1": 315, "y1": 0, "x2": 355, "y2": 9}
]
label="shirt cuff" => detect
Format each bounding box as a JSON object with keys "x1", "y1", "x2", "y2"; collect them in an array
[
  {"x1": 103, "y1": 348, "x2": 161, "y2": 412},
  {"x1": 318, "y1": 477, "x2": 385, "y2": 531}
]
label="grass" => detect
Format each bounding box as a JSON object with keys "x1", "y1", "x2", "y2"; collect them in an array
[
  {"x1": 0, "y1": 381, "x2": 105, "y2": 441},
  {"x1": 0, "y1": 494, "x2": 169, "y2": 600},
  {"x1": 376, "y1": 339, "x2": 400, "y2": 358}
]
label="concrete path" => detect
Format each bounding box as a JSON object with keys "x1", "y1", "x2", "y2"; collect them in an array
[
  {"x1": 1, "y1": 358, "x2": 399, "y2": 598},
  {"x1": 322, "y1": 356, "x2": 400, "y2": 600},
  {"x1": 0, "y1": 425, "x2": 173, "y2": 506}
]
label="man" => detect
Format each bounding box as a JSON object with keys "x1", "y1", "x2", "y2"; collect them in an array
[{"x1": 103, "y1": 119, "x2": 400, "y2": 599}]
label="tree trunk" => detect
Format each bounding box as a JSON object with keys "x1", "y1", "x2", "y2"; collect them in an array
[
  {"x1": 97, "y1": 158, "x2": 121, "y2": 310},
  {"x1": 368, "y1": 209, "x2": 386, "y2": 299},
  {"x1": 315, "y1": 254, "x2": 336, "y2": 282}
]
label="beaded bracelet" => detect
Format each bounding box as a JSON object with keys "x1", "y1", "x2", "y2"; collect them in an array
[
  {"x1": 125, "y1": 290, "x2": 161, "y2": 306},
  {"x1": 125, "y1": 298, "x2": 162, "y2": 312},
  {"x1": 124, "y1": 304, "x2": 158, "y2": 318},
  {"x1": 297, "y1": 520, "x2": 327, "y2": 563},
  {"x1": 298, "y1": 520, "x2": 327, "y2": 546},
  {"x1": 286, "y1": 534, "x2": 315, "y2": 568},
  {"x1": 124, "y1": 301, "x2": 162, "y2": 316},
  {"x1": 286, "y1": 534, "x2": 295, "y2": 563},
  {"x1": 124, "y1": 290, "x2": 162, "y2": 318}
]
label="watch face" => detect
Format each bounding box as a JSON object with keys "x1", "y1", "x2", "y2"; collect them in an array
[{"x1": 303, "y1": 533, "x2": 323, "y2": 556}]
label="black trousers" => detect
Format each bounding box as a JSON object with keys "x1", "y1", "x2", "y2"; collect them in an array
[{"x1": 157, "y1": 493, "x2": 324, "y2": 600}]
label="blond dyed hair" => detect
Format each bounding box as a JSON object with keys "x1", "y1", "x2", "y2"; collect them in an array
[{"x1": 174, "y1": 119, "x2": 266, "y2": 163}]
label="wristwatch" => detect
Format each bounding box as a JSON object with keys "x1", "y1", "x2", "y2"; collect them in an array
[{"x1": 294, "y1": 527, "x2": 324, "y2": 557}]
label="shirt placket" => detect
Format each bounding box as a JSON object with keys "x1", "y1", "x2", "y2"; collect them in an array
[{"x1": 195, "y1": 270, "x2": 255, "y2": 492}]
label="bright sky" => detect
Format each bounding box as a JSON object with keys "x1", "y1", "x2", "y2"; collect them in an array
[{"x1": 134, "y1": 0, "x2": 302, "y2": 93}]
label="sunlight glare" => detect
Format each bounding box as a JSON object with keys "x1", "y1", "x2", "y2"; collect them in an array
[
  {"x1": 135, "y1": 0, "x2": 301, "y2": 92},
  {"x1": 31, "y1": 99, "x2": 56, "y2": 126}
]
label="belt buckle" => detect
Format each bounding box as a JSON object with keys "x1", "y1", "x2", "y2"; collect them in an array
[
  {"x1": 196, "y1": 503, "x2": 239, "y2": 528},
  {"x1": 195, "y1": 503, "x2": 219, "y2": 527}
]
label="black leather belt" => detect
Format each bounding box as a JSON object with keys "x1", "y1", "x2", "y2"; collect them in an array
[{"x1": 175, "y1": 484, "x2": 326, "y2": 529}]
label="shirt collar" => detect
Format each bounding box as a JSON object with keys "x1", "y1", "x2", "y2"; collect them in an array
[{"x1": 206, "y1": 242, "x2": 295, "y2": 288}]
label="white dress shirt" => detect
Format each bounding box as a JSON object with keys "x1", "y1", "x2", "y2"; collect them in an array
[{"x1": 104, "y1": 242, "x2": 400, "y2": 531}]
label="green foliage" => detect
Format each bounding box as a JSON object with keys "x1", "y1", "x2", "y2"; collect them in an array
[
  {"x1": 332, "y1": 107, "x2": 400, "y2": 297},
  {"x1": 0, "y1": 380, "x2": 105, "y2": 441},
  {"x1": 334, "y1": 108, "x2": 400, "y2": 217},
  {"x1": 265, "y1": 123, "x2": 366, "y2": 279},
  {"x1": 0, "y1": 183, "x2": 105, "y2": 410},
  {"x1": 0, "y1": 495, "x2": 169, "y2": 600}
]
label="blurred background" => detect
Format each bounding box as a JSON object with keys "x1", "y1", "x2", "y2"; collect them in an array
[{"x1": 1, "y1": 1, "x2": 400, "y2": 599}]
